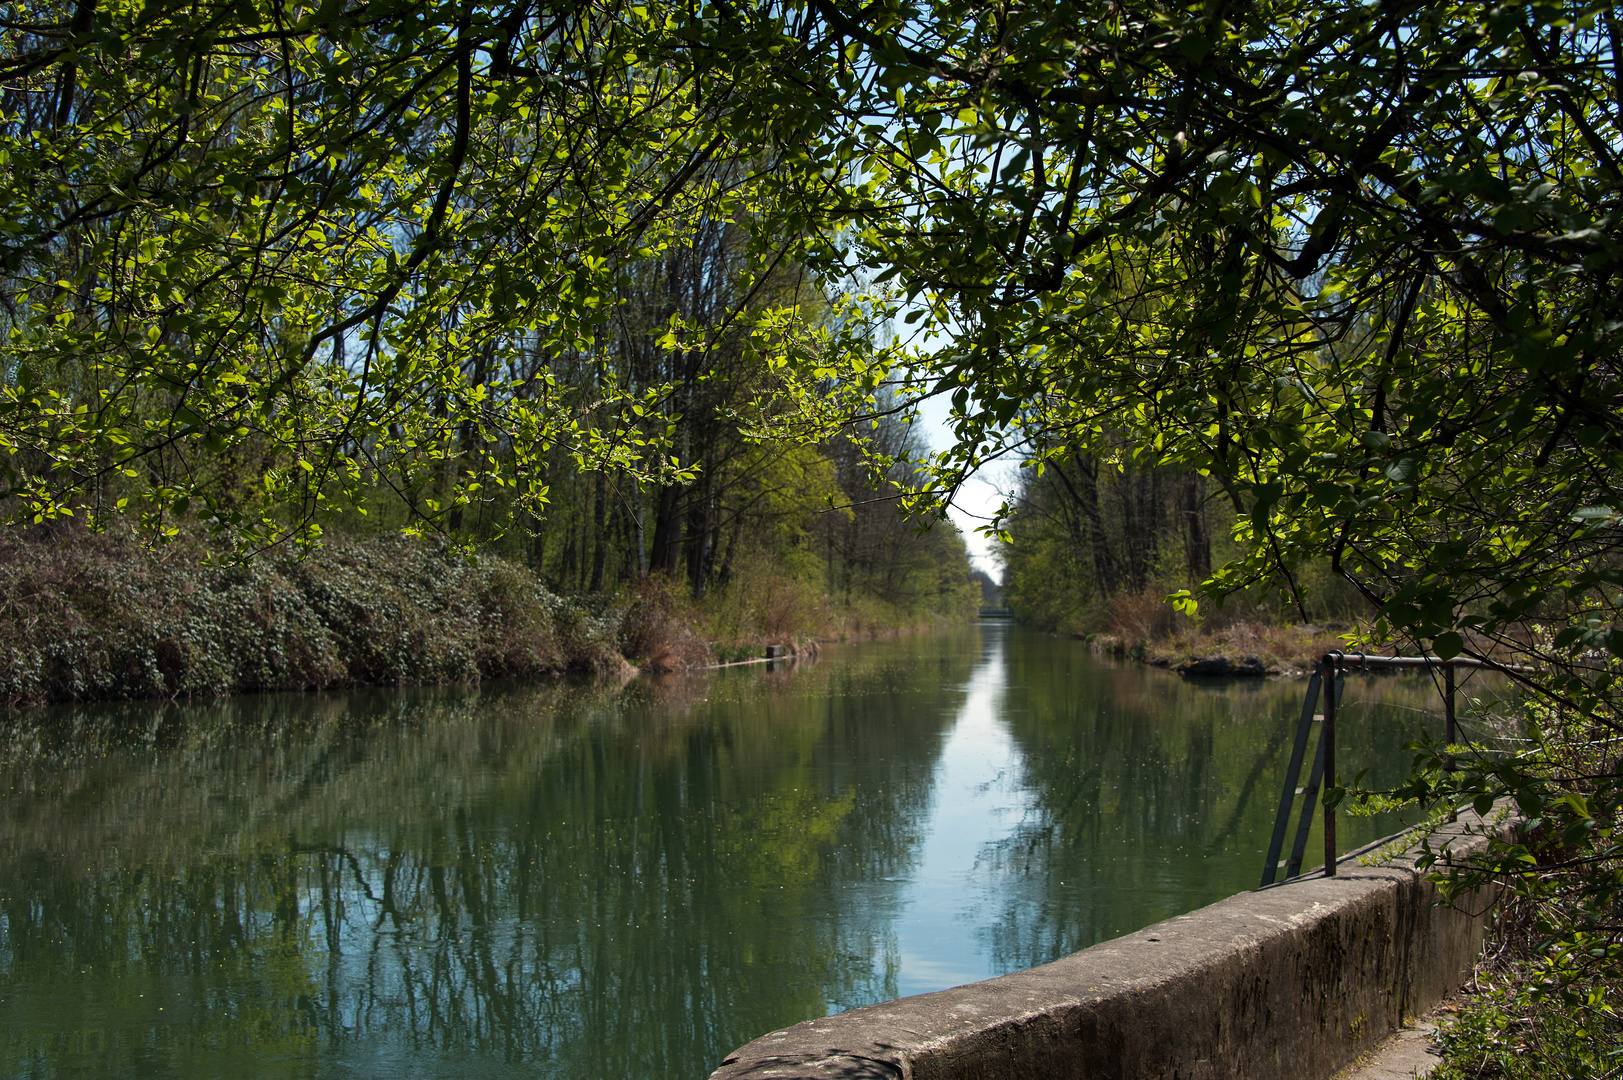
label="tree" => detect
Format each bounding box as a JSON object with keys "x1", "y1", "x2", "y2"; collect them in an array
[
  {"x1": 0, "y1": 0, "x2": 885, "y2": 550},
  {"x1": 820, "y1": 406, "x2": 979, "y2": 620}
]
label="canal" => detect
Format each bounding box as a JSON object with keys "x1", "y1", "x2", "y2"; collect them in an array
[{"x1": 0, "y1": 623, "x2": 1468, "y2": 1079}]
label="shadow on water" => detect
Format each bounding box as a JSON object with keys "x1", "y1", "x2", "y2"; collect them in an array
[{"x1": 0, "y1": 625, "x2": 1480, "y2": 1080}]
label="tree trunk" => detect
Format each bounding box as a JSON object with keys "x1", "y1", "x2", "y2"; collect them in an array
[
  {"x1": 632, "y1": 481, "x2": 648, "y2": 581},
  {"x1": 1050, "y1": 455, "x2": 1118, "y2": 596},
  {"x1": 688, "y1": 471, "x2": 715, "y2": 598},
  {"x1": 589, "y1": 473, "x2": 609, "y2": 592},
  {"x1": 649, "y1": 483, "x2": 685, "y2": 577},
  {"x1": 1181, "y1": 472, "x2": 1211, "y2": 581}
]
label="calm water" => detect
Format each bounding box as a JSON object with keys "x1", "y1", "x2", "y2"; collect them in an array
[{"x1": 0, "y1": 624, "x2": 1471, "y2": 1080}]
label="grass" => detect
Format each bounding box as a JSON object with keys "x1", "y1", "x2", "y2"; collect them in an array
[{"x1": 1140, "y1": 620, "x2": 1366, "y2": 673}]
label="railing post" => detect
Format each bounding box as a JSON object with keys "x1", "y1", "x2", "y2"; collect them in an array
[
  {"x1": 1260, "y1": 670, "x2": 1324, "y2": 889},
  {"x1": 1444, "y1": 661, "x2": 1456, "y2": 773},
  {"x1": 1322, "y1": 652, "x2": 1339, "y2": 878}
]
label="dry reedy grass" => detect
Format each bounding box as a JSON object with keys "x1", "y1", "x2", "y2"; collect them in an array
[
  {"x1": 696, "y1": 545, "x2": 974, "y2": 664},
  {"x1": 619, "y1": 576, "x2": 714, "y2": 673},
  {"x1": 1081, "y1": 587, "x2": 1391, "y2": 673},
  {"x1": 1142, "y1": 620, "x2": 1375, "y2": 673},
  {"x1": 1106, "y1": 589, "x2": 1185, "y2": 644},
  {"x1": 0, "y1": 525, "x2": 629, "y2": 708}
]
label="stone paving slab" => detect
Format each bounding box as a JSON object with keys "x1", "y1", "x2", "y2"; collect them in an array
[{"x1": 1331, "y1": 1011, "x2": 1447, "y2": 1080}]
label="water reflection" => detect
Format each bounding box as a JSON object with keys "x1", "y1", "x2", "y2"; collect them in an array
[
  {"x1": 979, "y1": 639, "x2": 1465, "y2": 972},
  {"x1": 0, "y1": 625, "x2": 1459, "y2": 1080},
  {"x1": 892, "y1": 626, "x2": 1024, "y2": 995}
]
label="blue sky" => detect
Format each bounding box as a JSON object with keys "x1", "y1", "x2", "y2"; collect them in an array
[{"x1": 911, "y1": 389, "x2": 1007, "y2": 584}]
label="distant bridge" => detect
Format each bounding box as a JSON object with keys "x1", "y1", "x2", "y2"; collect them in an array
[{"x1": 978, "y1": 607, "x2": 1015, "y2": 620}]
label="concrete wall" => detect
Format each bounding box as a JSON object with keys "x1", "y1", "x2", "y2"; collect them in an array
[{"x1": 710, "y1": 812, "x2": 1501, "y2": 1080}]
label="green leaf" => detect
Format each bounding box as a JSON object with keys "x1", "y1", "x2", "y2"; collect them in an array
[{"x1": 1178, "y1": 35, "x2": 1212, "y2": 63}]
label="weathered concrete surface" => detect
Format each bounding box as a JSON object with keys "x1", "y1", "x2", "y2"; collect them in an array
[
  {"x1": 710, "y1": 812, "x2": 1500, "y2": 1080},
  {"x1": 1332, "y1": 1019, "x2": 1443, "y2": 1080}
]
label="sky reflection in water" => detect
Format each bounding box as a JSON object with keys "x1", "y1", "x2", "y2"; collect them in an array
[{"x1": 0, "y1": 624, "x2": 1472, "y2": 1080}]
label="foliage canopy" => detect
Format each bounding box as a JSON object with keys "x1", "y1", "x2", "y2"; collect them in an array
[{"x1": 0, "y1": 0, "x2": 888, "y2": 547}]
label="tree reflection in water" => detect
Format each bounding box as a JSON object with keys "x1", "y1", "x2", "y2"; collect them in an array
[
  {"x1": 979, "y1": 641, "x2": 1476, "y2": 972},
  {"x1": 0, "y1": 626, "x2": 1466, "y2": 1080}
]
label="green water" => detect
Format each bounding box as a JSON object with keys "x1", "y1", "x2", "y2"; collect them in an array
[{"x1": 0, "y1": 624, "x2": 1471, "y2": 1079}]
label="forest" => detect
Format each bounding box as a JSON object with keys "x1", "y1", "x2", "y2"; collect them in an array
[
  {"x1": 1, "y1": 0, "x2": 1620, "y2": 1062},
  {"x1": 996, "y1": 438, "x2": 1371, "y2": 665},
  {"x1": 0, "y1": 0, "x2": 989, "y2": 696}
]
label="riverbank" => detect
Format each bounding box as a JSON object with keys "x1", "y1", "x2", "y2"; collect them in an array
[
  {"x1": 0, "y1": 528, "x2": 971, "y2": 709},
  {"x1": 1086, "y1": 619, "x2": 1373, "y2": 676}
]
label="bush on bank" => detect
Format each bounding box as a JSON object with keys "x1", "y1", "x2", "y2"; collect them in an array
[
  {"x1": 1394, "y1": 691, "x2": 1623, "y2": 1080},
  {"x1": 1428, "y1": 883, "x2": 1623, "y2": 1080},
  {"x1": 0, "y1": 528, "x2": 629, "y2": 708},
  {"x1": 1431, "y1": 967, "x2": 1623, "y2": 1080}
]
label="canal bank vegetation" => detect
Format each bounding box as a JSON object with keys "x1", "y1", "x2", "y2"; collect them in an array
[
  {"x1": 1428, "y1": 837, "x2": 1623, "y2": 1080},
  {"x1": 0, "y1": 494, "x2": 977, "y2": 708},
  {"x1": 1432, "y1": 958, "x2": 1623, "y2": 1080},
  {"x1": 997, "y1": 441, "x2": 1374, "y2": 672},
  {"x1": 0, "y1": 367, "x2": 979, "y2": 706},
  {"x1": 1408, "y1": 693, "x2": 1623, "y2": 1080}
]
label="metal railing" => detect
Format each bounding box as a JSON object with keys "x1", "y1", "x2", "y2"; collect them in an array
[{"x1": 1258, "y1": 651, "x2": 1522, "y2": 889}]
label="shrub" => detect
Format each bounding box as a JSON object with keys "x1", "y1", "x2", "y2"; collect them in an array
[
  {"x1": 0, "y1": 528, "x2": 626, "y2": 707},
  {"x1": 1106, "y1": 589, "x2": 1184, "y2": 648},
  {"x1": 1431, "y1": 968, "x2": 1623, "y2": 1080},
  {"x1": 619, "y1": 576, "x2": 713, "y2": 672}
]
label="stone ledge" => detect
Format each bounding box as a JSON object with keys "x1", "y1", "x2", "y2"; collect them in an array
[{"x1": 709, "y1": 811, "x2": 1503, "y2": 1080}]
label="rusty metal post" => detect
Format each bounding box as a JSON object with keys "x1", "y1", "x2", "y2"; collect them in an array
[{"x1": 1322, "y1": 653, "x2": 1339, "y2": 877}]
